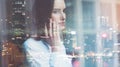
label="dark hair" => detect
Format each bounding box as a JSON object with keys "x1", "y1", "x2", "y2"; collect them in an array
[{"x1": 31, "y1": 0, "x2": 54, "y2": 37}]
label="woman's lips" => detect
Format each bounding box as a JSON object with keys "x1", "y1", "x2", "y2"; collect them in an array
[{"x1": 59, "y1": 22, "x2": 65, "y2": 26}]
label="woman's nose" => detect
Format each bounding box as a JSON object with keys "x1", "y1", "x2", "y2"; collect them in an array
[{"x1": 60, "y1": 12, "x2": 66, "y2": 21}]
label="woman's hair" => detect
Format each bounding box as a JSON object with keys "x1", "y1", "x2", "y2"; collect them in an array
[{"x1": 31, "y1": 0, "x2": 54, "y2": 37}]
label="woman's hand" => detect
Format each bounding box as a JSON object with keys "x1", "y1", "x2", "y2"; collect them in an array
[{"x1": 48, "y1": 19, "x2": 63, "y2": 51}]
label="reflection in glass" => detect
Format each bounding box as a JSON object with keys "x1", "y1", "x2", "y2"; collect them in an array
[{"x1": 0, "y1": 0, "x2": 120, "y2": 67}]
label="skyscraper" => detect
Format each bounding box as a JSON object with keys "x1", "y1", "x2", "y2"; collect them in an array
[
  {"x1": 1, "y1": 0, "x2": 27, "y2": 67},
  {"x1": 5, "y1": 0, "x2": 28, "y2": 45}
]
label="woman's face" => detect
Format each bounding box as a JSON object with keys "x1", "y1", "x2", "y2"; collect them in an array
[{"x1": 50, "y1": 0, "x2": 66, "y2": 31}]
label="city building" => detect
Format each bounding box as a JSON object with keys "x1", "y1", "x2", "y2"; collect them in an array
[
  {"x1": 1, "y1": 0, "x2": 27, "y2": 67},
  {"x1": 65, "y1": 0, "x2": 120, "y2": 67}
]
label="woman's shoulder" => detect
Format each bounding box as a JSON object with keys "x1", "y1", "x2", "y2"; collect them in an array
[
  {"x1": 24, "y1": 38, "x2": 36, "y2": 43},
  {"x1": 23, "y1": 38, "x2": 46, "y2": 47},
  {"x1": 25, "y1": 38, "x2": 34, "y2": 41},
  {"x1": 23, "y1": 38, "x2": 38, "y2": 47}
]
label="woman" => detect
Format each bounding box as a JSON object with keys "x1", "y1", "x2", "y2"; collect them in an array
[{"x1": 23, "y1": 0, "x2": 72, "y2": 67}]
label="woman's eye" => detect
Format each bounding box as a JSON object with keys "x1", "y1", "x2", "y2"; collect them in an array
[
  {"x1": 52, "y1": 10, "x2": 60, "y2": 14},
  {"x1": 52, "y1": 9, "x2": 62, "y2": 14}
]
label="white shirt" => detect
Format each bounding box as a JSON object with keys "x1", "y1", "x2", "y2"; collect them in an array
[{"x1": 23, "y1": 38, "x2": 72, "y2": 67}]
